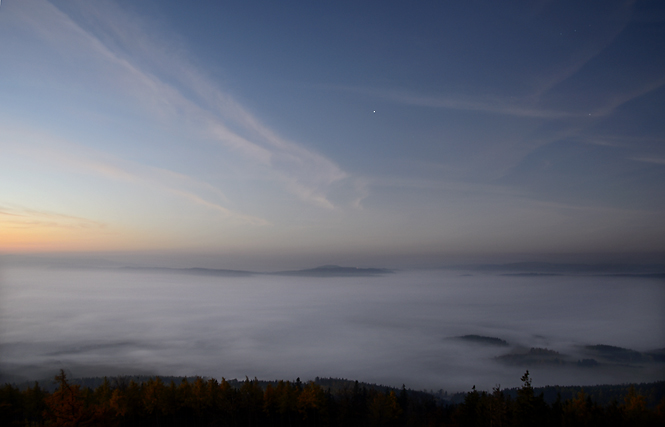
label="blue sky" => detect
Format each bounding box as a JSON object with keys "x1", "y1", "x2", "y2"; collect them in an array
[{"x1": 1, "y1": 0, "x2": 664, "y2": 268}]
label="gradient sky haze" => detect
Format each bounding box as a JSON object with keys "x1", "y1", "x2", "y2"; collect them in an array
[{"x1": 1, "y1": 0, "x2": 664, "y2": 269}]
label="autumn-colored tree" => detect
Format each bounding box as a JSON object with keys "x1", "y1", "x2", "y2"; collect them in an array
[
  {"x1": 621, "y1": 386, "x2": 652, "y2": 426},
  {"x1": 142, "y1": 377, "x2": 178, "y2": 424},
  {"x1": 189, "y1": 377, "x2": 214, "y2": 422},
  {"x1": 141, "y1": 377, "x2": 162, "y2": 418},
  {"x1": 176, "y1": 377, "x2": 195, "y2": 422},
  {"x1": 108, "y1": 379, "x2": 142, "y2": 423},
  {"x1": 4, "y1": 371, "x2": 665, "y2": 426},
  {"x1": 562, "y1": 389, "x2": 594, "y2": 427},
  {"x1": 278, "y1": 380, "x2": 299, "y2": 419},
  {"x1": 88, "y1": 377, "x2": 116, "y2": 426},
  {"x1": 263, "y1": 382, "x2": 279, "y2": 420},
  {"x1": 368, "y1": 390, "x2": 402, "y2": 427},
  {"x1": 298, "y1": 381, "x2": 329, "y2": 425},
  {"x1": 44, "y1": 370, "x2": 98, "y2": 427}
]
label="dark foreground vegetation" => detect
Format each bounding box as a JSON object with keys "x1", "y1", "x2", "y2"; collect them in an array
[{"x1": 1, "y1": 370, "x2": 664, "y2": 426}]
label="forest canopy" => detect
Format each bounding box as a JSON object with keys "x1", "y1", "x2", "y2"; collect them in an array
[{"x1": 1, "y1": 370, "x2": 664, "y2": 426}]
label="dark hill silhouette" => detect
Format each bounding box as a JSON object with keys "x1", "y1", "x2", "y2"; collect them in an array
[
  {"x1": 120, "y1": 265, "x2": 394, "y2": 278},
  {"x1": 272, "y1": 265, "x2": 394, "y2": 277},
  {"x1": 444, "y1": 261, "x2": 665, "y2": 275},
  {"x1": 454, "y1": 335, "x2": 510, "y2": 346}
]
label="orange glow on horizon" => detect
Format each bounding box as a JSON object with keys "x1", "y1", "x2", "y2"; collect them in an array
[{"x1": 0, "y1": 215, "x2": 171, "y2": 253}]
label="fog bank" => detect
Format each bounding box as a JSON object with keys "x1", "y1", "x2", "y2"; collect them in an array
[{"x1": 1, "y1": 267, "x2": 663, "y2": 391}]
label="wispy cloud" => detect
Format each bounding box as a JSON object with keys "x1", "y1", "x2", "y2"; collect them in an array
[
  {"x1": 0, "y1": 205, "x2": 106, "y2": 230},
  {"x1": 27, "y1": 0, "x2": 355, "y2": 210},
  {"x1": 631, "y1": 157, "x2": 665, "y2": 166},
  {"x1": 589, "y1": 76, "x2": 665, "y2": 118},
  {"x1": 528, "y1": 1, "x2": 633, "y2": 99},
  {"x1": 335, "y1": 1, "x2": 645, "y2": 125},
  {"x1": 1, "y1": 125, "x2": 268, "y2": 226},
  {"x1": 341, "y1": 70, "x2": 663, "y2": 122},
  {"x1": 341, "y1": 87, "x2": 573, "y2": 119}
]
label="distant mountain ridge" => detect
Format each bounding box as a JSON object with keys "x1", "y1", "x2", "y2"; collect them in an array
[
  {"x1": 122, "y1": 265, "x2": 394, "y2": 278},
  {"x1": 445, "y1": 261, "x2": 665, "y2": 275},
  {"x1": 273, "y1": 265, "x2": 394, "y2": 277},
  {"x1": 122, "y1": 262, "x2": 664, "y2": 278},
  {"x1": 454, "y1": 335, "x2": 510, "y2": 346}
]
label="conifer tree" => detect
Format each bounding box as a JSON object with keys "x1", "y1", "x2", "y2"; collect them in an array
[{"x1": 44, "y1": 370, "x2": 98, "y2": 426}]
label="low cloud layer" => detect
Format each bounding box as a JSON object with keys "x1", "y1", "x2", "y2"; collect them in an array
[{"x1": 1, "y1": 267, "x2": 663, "y2": 391}]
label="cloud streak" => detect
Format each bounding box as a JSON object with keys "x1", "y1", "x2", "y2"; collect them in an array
[
  {"x1": 344, "y1": 73, "x2": 664, "y2": 122},
  {"x1": 341, "y1": 87, "x2": 574, "y2": 119},
  {"x1": 0, "y1": 205, "x2": 106, "y2": 231},
  {"x1": 631, "y1": 157, "x2": 665, "y2": 166},
  {"x1": 528, "y1": 1, "x2": 633, "y2": 99},
  {"x1": 0, "y1": 125, "x2": 268, "y2": 226},
  {"x1": 36, "y1": 0, "x2": 354, "y2": 210}
]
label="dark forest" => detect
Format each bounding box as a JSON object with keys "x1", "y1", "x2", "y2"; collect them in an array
[{"x1": 2, "y1": 370, "x2": 664, "y2": 426}]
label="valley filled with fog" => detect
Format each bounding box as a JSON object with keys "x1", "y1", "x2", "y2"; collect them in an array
[{"x1": 1, "y1": 267, "x2": 663, "y2": 392}]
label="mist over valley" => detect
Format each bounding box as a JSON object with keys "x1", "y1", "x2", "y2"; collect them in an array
[{"x1": 1, "y1": 264, "x2": 663, "y2": 392}]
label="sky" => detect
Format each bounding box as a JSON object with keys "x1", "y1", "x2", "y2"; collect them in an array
[{"x1": 1, "y1": 0, "x2": 664, "y2": 269}]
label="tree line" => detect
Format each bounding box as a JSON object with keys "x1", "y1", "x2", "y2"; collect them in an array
[{"x1": 1, "y1": 370, "x2": 664, "y2": 426}]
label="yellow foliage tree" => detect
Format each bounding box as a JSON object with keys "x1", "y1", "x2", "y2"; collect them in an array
[{"x1": 44, "y1": 370, "x2": 98, "y2": 427}]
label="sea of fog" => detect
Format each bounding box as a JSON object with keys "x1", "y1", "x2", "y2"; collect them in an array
[{"x1": 1, "y1": 267, "x2": 663, "y2": 392}]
